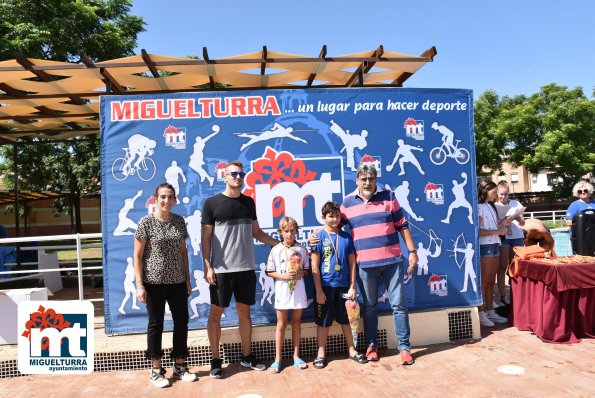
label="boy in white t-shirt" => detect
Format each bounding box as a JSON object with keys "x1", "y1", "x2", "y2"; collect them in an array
[{"x1": 265, "y1": 216, "x2": 310, "y2": 373}]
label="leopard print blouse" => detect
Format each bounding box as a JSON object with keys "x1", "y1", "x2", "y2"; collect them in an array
[{"x1": 135, "y1": 213, "x2": 189, "y2": 284}]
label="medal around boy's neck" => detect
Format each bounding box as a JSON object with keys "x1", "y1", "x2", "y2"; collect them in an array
[{"x1": 323, "y1": 225, "x2": 339, "y2": 234}]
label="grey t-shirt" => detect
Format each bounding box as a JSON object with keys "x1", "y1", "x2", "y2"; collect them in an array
[{"x1": 201, "y1": 193, "x2": 257, "y2": 273}]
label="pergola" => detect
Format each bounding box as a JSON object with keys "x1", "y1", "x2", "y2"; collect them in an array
[
  {"x1": 0, "y1": 45, "x2": 437, "y2": 143},
  {"x1": 0, "y1": 45, "x2": 437, "y2": 235}
]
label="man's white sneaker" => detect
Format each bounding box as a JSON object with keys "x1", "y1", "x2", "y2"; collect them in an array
[
  {"x1": 172, "y1": 363, "x2": 198, "y2": 382},
  {"x1": 150, "y1": 367, "x2": 169, "y2": 388},
  {"x1": 486, "y1": 309, "x2": 508, "y2": 324},
  {"x1": 479, "y1": 311, "x2": 495, "y2": 327}
]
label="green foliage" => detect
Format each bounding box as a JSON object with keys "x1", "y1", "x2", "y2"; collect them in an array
[
  {"x1": 0, "y1": 0, "x2": 144, "y2": 61},
  {"x1": 474, "y1": 84, "x2": 595, "y2": 197},
  {"x1": 0, "y1": 139, "x2": 100, "y2": 217},
  {"x1": 0, "y1": 1, "x2": 143, "y2": 232},
  {"x1": 473, "y1": 90, "x2": 506, "y2": 176}
]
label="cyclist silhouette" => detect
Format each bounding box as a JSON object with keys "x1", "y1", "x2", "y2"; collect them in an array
[
  {"x1": 121, "y1": 134, "x2": 156, "y2": 177},
  {"x1": 431, "y1": 122, "x2": 455, "y2": 155}
]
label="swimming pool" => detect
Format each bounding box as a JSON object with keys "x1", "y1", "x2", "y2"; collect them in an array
[{"x1": 551, "y1": 228, "x2": 572, "y2": 256}]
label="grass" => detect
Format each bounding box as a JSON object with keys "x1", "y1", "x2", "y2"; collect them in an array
[
  {"x1": 544, "y1": 220, "x2": 568, "y2": 229},
  {"x1": 53, "y1": 247, "x2": 102, "y2": 262},
  {"x1": 39, "y1": 238, "x2": 103, "y2": 262}
]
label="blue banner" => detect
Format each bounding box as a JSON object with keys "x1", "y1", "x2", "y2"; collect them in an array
[{"x1": 100, "y1": 88, "x2": 480, "y2": 334}]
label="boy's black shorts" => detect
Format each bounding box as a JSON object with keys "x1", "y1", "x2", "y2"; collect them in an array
[{"x1": 315, "y1": 285, "x2": 349, "y2": 327}]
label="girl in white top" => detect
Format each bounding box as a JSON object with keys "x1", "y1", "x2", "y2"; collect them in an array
[
  {"x1": 265, "y1": 216, "x2": 310, "y2": 373},
  {"x1": 477, "y1": 180, "x2": 508, "y2": 327},
  {"x1": 495, "y1": 181, "x2": 525, "y2": 306}
]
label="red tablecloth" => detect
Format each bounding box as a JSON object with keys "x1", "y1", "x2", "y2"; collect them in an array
[{"x1": 509, "y1": 259, "x2": 595, "y2": 343}]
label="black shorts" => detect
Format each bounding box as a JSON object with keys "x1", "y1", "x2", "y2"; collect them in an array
[
  {"x1": 209, "y1": 270, "x2": 256, "y2": 308},
  {"x1": 315, "y1": 285, "x2": 349, "y2": 327}
]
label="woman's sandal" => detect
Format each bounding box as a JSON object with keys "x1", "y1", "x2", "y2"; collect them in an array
[
  {"x1": 293, "y1": 357, "x2": 308, "y2": 369},
  {"x1": 350, "y1": 352, "x2": 368, "y2": 364},
  {"x1": 269, "y1": 361, "x2": 281, "y2": 374},
  {"x1": 313, "y1": 357, "x2": 326, "y2": 369}
]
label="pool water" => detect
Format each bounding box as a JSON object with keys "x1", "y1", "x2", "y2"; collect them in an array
[{"x1": 551, "y1": 228, "x2": 572, "y2": 256}]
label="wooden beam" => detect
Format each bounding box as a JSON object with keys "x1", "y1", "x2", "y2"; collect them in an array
[
  {"x1": 345, "y1": 45, "x2": 384, "y2": 87},
  {"x1": 16, "y1": 54, "x2": 87, "y2": 105},
  {"x1": 307, "y1": 45, "x2": 327, "y2": 87},
  {"x1": 202, "y1": 47, "x2": 216, "y2": 89},
  {"x1": 391, "y1": 46, "x2": 437, "y2": 86},
  {"x1": 80, "y1": 54, "x2": 97, "y2": 68},
  {"x1": 0, "y1": 112, "x2": 97, "y2": 120},
  {"x1": 141, "y1": 49, "x2": 160, "y2": 78},
  {"x1": 100, "y1": 67, "x2": 126, "y2": 94}
]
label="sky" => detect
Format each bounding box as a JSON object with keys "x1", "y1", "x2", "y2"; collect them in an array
[{"x1": 131, "y1": 0, "x2": 594, "y2": 99}]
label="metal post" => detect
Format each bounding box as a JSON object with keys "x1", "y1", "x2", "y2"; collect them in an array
[
  {"x1": 12, "y1": 144, "x2": 21, "y2": 267},
  {"x1": 12, "y1": 143, "x2": 19, "y2": 237},
  {"x1": 76, "y1": 233, "x2": 84, "y2": 300}
]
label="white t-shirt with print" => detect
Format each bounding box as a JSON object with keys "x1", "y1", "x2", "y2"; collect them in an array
[
  {"x1": 504, "y1": 199, "x2": 525, "y2": 240},
  {"x1": 266, "y1": 243, "x2": 310, "y2": 310},
  {"x1": 478, "y1": 203, "x2": 501, "y2": 245}
]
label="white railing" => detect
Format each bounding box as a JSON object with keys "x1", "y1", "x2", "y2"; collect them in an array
[
  {"x1": 524, "y1": 210, "x2": 566, "y2": 222},
  {"x1": 0, "y1": 233, "x2": 102, "y2": 301}
]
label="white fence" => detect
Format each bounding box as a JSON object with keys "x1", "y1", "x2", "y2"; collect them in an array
[
  {"x1": 0, "y1": 233, "x2": 102, "y2": 301},
  {"x1": 0, "y1": 210, "x2": 567, "y2": 300},
  {"x1": 524, "y1": 209, "x2": 566, "y2": 222}
]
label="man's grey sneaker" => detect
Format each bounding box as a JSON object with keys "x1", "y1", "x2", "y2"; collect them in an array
[
  {"x1": 240, "y1": 354, "x2": 266, "y2": 371},
  {"x1": 210, "y1": 358, "x2": 223, "y2": 379},
  {"x1": 150, "y1": 367, "x2": 169, "y2": 388},
  {"x1": 172, "y1": 363, "x2": 197, "y2": 382}
]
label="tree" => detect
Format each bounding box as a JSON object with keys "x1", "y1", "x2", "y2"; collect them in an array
[
  {"x1": 0, "y1": 139, "x2": 101, "y2": 233},
  {"x1": 473, "y1": 90, "x2": 507, "y2": 176},
  {"x1": 0, "y1": 0, "x2": 144, "y2": 233},
  {"x1": 0, "y1": 0, "x2": 144, "y2": 61},
  {"x1": 497, "y1": 84, "x2": 595, "y2": 196}
]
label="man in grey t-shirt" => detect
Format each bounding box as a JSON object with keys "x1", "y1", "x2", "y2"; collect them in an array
[{"x1": 201, "y1": 160, "x2": 279, "y2": 378}]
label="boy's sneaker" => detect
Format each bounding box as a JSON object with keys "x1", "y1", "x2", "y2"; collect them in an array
[
  {"x1": 365, "y1": 344, "x2": 379, "y2": 361},
  {"x1": 172, "y1": 363, "x2": 197, "y2": 382},
  {"x1": 479, "y1": 311, "x2": 495, "y2": 327},
  {"x1": 492, "y1": 299, "x2": 501, "y2": 309},
  {"x1": 502, "y1": 295, "x2": 511, "y2": 305},
  {"x1": 150, "y1": 367, "x2": 169, "y2": 388},
  {"x1": 400, "y1": 350, "x2": 414, "y2": 365},
  {"x1": 240, "y1": 354, "x2": 266, "y2": 371},
  {"x1": 487, "y1": 309, "x2": 508, "y2": 324},
  {"x1": 209, "y1": 358, "x2": 223, "y2": 379}
]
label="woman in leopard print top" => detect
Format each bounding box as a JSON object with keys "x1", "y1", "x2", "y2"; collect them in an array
[{"x1": 134, "y1": 182, "x2": 197, "y2": 386}]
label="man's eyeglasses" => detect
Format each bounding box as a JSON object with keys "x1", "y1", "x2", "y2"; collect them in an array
[
  {"x1": 227, "y1": 171, "x2": 246, "y2": 179},
  {"x1": 577, "y1": 189, "x2": 590, "y2": 194},
  {"x1": 359, "y1": 177, "x2": 376, "y2": 182}
]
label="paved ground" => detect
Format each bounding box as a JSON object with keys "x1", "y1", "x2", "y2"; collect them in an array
[{"x1": 2, "y1": 324, "x2": 594, "y2": 398}]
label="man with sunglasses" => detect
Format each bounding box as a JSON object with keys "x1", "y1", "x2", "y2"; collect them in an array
[
  {"x1": 565, "y1": 181, "x2": 594, "y2": 226},
  {"x1": 310, "y1": 164, "x2": 419, "y2": 365},
  {"x1": 202, "y1": 160, "x2": 279, "y2": 378}
]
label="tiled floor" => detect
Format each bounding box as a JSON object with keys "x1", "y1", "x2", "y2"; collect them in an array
[{"x1": 2, "y1": 324, "x2": 594, "y2": 398}]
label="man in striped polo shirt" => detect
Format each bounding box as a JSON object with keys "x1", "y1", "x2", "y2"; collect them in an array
[{"x1": 341, "y1": 164, "x2": 418, "y2": 365}]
